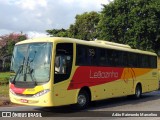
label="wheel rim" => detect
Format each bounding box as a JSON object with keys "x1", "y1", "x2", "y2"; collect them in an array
[{"x1": 78, "y1": 94, "x2": 86, "y2": 106}]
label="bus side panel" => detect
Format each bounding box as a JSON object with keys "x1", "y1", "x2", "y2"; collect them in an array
[
  {"x1": 52, "y1": 67, "x2": 158, "y2": 106},
  {"x1": 90, "y1": 68, "x2": 137, "y2": 101},
  {"x1": 68, "y1": 67, "x2": 135, "y2": 101},
  {"x1": 90, "y1": 78, "x2": 134, "y2": 101},
  {"x1": 133, "y1": 68, "x2": 158, "y2": 93},
  {"x1": 52, "y1": 80, "x2": 80, "y2": 106}
]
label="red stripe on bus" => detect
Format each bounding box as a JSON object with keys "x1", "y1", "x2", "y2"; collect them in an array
[
  {"x1": 67, "y1": 66, "x2": 124, "y2": 90},
  {"x1": 10, "y1": 84, "x2": 26, "y2": 94}
]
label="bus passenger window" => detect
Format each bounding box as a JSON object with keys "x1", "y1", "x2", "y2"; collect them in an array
[
  {"x1": 54, "y1": 43, "x2": 73, "y2": 84},
  {"x1": 55, "y1": 56, "x2": 66, "y2": 74},
  {"x1": 55, "y1": 56, "x2": 71, "y2": 74}
]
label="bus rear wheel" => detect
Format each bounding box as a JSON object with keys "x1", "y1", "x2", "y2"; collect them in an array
[
  {"x1": 134, "y1": 84, "x2": 142, "y2": 99},
  {"x1": 76, "y1": 90, "x2": 90, "y2": 109}
]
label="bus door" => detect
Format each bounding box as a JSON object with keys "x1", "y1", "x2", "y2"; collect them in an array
[{"x1": 53, "y1": 43, "x2": 74, "y2": 106}]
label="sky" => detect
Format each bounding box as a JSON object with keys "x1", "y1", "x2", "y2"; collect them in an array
[{"x1": 0, "y1": 0, "x2": 113, "y2": 38}]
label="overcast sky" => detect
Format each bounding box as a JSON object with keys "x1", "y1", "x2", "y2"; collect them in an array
[{"x1": 0, "y1": 0, "x2": 112, "y2": 38}]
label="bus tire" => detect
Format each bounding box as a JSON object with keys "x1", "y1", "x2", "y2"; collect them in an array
[
  {"x1": 75, "y1": 90, "x2": 90, "y2": 109},
  {"x1": 134, "y1": 84, "x2": 142, "y2": 99}
]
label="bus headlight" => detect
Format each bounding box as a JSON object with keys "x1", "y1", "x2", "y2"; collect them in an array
[{"x1": 33, "y1": 89, "x2": 50, "y2": 97}]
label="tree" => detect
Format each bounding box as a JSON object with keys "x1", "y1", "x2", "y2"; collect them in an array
[
  {"x1": 46, "y1": 11, "x2": 100, "y2": 41},
  {"x1": 46, "y1": 28, "x2": 68, "y2": 37},
  {"x1": 68, "y1": 11, "x2": 100, "y2": 40},
  {"x1": 98, "y1": 0, "x2": 160, "y2": 52},
  {"x1": 0, "y1": 33, "x2": 28, "y2": 71}
]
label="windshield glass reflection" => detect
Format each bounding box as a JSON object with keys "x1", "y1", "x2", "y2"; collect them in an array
[{"x1": 10, "y1": 42, "x2": 52, "y2": 84}]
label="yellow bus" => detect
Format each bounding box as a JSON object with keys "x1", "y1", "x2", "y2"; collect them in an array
[{"x1": 9, "y1": 37, "x2": 159, "y2": 109}]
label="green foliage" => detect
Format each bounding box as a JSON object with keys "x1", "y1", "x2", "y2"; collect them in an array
[
  {"x1": 46, "y1": 11, "x2": 100, "y2": 41},
  {"x1": 0, "y1": 72, "x2": 10, "y2": 85},
  {"x1": 0, "y1": 33, "x2": 28, "y2": 71},
  {"x1": 46, "y1": 28, "x2": 68, "y2": 37},
  {"x1": 98, "y1": 0, "x2": 160, "y2": 52},
  {"x1": 0, "y1": 33, "x2": 28, "y2": 57},
  {"x1": 0, "y1": 72, "x2": 10, "y2": 79},
  {"x1": 68, "y1": 11, "x2": 100, "y2": 40},
  {"x1": 46, "y1": 1, "x2": 160, "y2": 52}
]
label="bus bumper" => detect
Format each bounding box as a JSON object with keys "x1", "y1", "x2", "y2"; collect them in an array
[{"x1": 9, "y1": 91, "x2": 54, "y2": 107}]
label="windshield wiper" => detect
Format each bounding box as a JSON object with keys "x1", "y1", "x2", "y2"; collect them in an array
[
  {"x1": 25, "y1": 51, "x2": 37, "y2": 85},
  {"x1": 12, "y1": 57, "x2": 25, "y2": 84},
  {"x1": 29, "y1": 70, "x2": 37, "y2": 85}
]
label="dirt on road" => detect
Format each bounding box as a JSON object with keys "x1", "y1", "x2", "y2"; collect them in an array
[{"x1": 0, "y1": 96, "x2": 18, "y2": 107}]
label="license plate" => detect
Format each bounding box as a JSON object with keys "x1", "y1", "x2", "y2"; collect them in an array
[{"x1": 21, "y1": 99, "x2": 28, "y2": 103}]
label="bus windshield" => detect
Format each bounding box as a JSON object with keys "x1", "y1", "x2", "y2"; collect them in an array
[{"x1": 10, "y1": 42, "x2": 52, "y2": 85}]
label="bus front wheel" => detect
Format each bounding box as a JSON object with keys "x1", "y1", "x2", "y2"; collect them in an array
[{"x1": 76, "y1": 90, "x2": 90, "y2": 109}]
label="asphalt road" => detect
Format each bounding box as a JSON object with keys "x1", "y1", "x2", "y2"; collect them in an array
[{"x1": 0, "y1": 90, "x2": 160, "y2": 120}]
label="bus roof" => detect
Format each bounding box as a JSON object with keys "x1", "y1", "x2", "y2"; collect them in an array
[{"x1": 16, "y1": 37, "x2": 157, "y2": 56}]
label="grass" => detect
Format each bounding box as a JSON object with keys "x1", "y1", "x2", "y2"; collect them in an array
[
  {"x1": 0, "y1": 84, "x2": 9, "y2": 97},
  {"x1": 0, "y1": 85, "x2": 10, "y2": 106},
  {"x1": 0, "y1": 72, "x2": 10, "y2": 80},
  {"x1": 0, "y1": 72, "x2": 10, "y2": 85},
  {"x1": 0, "y1": 72, "x2": 10, "y2": 96},
  {"x1": 0, "y1": 72, "x2": 10, "y2": 106}
]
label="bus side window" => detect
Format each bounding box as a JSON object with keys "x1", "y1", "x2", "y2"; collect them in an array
[
  {"x1": 107, "y1": 49, "x2": 118, "y2": 66},
  {"x1": 99, "y1": 48, "x2": 107, "y2": 66},
  {"x1": 87, "y1": 47, "x2": 97, "y2": 66},
  {"x1": 55, "y1": 56, "x2": 69, "y2": 74},
  {"x1": 54, "y1": 43, "x2": 73, "y2": 84},
  {"x1": 55, "y1": 56, "x2": 60, "y2": 73},
  {"x1": 106, "y1": 49, "x2": 112, "y2": 66},
  {"x1": 122, "y1": 52, "x2": 128, "y2": 67},
  {"x1": 128, "y1": 53, "x2": 138, "y2": 68},
  {"x1": 76, "y1": 45, "x2": 86, "y2": 65},
  {"x1": 150, "y1": 56, "x2": 157, "y2": 68}
]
